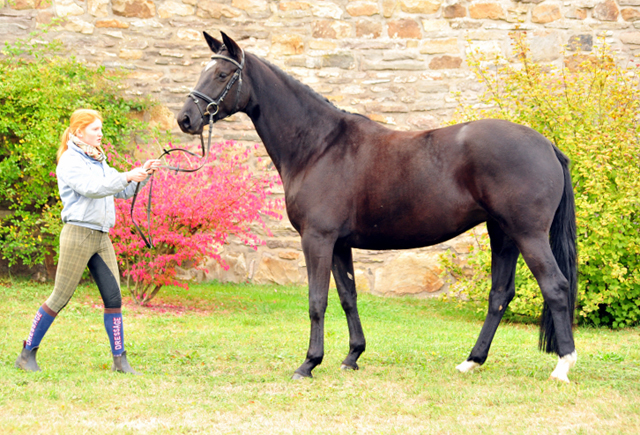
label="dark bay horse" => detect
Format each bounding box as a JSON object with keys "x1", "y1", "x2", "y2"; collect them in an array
[{"x1": 178, "y1": 32, "x2": 578, "y2": 383}]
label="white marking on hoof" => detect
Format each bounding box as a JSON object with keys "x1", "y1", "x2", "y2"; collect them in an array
[
  {"x1": 550, "y1": 351, "x2": 578, "y2": 384},
  {"x1": 456, "y1": 360, "x2": 480, "y2": 373},
  {"x1": 340, "y1": 364, "x2": 357, "y2": 371},
  {"x1": 291, "y1": 372, "x2": 306, "y2": 380}
]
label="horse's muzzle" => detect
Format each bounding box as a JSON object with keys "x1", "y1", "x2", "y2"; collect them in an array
[{"x1": 177, "y1": 107, "x2": 204, "y2": 135}]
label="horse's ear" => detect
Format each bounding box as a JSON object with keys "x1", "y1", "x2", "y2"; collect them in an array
[
  {"x1": 203, "y1": 31, "x2": 223, "y2": 53},
  {"x1": 220, "y1": 32, "x2": 241, "y2": 60}
]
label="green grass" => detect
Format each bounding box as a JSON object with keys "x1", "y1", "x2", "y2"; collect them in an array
[{"x1": 1, "y1": 278, "x2": 639, "y2": 434}]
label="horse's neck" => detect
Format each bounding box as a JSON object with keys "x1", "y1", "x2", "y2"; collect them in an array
[{"x1": 244, "y1": 57, "x2": 343, "y2": 180}]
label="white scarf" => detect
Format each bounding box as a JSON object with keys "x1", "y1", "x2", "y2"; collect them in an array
[{"x1": 70, "y1": 134, "x2": 106, "y2": 162}]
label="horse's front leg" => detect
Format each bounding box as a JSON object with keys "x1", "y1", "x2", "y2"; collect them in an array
[
  {"x1": 332, "y1": 242, "x2": 365, "y2": 371},
  {"x1": 292, "y1": 232, "x2": 336, "y2": 379}
]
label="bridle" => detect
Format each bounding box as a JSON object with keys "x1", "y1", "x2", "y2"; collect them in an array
[{"x1": 131, "y1": 47, "x2": 245, "y2": 249}]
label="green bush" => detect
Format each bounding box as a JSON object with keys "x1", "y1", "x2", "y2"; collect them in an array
[
  {"x1": 442, "y1": 32, "x2": 640, "y2": 328},
  {"x1": 0, "y1": 26, "x2": 152, "y2": 269}
]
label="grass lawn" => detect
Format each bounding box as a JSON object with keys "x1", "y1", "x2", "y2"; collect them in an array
[{"x1": 1, "y1": 278, "x2": 639, "y2": 434}]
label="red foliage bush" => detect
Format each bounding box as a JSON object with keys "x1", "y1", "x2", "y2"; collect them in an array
[{"x1": 107, "y1": 141, "x2": 282, "y2": 305}]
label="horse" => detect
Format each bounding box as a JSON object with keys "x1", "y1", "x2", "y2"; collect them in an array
[{"x1": 177, "y1": 32, "x2": 578, "y2": 383}]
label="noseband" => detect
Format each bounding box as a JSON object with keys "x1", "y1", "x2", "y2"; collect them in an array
[{"x1": 131, "y1": 47, "x2": 245, "y2": 249}]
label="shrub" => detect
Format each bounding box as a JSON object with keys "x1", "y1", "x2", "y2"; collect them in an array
[
  {"x1": 0, "y1": 25, "x2": 152, "y2": 270},
  {"x1": 108, "y1": 142, "x2": 282, "y2": 305},
  {"x1": 442, "y1": 32, "x2": 640, "y2": 327}
]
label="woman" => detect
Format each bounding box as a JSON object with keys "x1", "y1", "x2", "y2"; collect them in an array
[{"x1": 15, "y1": 108, "x2": 161, "y2": 374}]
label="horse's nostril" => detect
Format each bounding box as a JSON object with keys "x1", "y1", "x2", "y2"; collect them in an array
[{"x1": 178, "y1": 113, "x2": 190, "y2": 130}]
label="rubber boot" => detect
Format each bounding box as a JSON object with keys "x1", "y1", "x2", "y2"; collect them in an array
[
  {"x1": 112, "y1": 351, "x2": 141, "y2": 375},
  {"x1": 15, "y1": 343, "x2": 41, "y2": 372}
]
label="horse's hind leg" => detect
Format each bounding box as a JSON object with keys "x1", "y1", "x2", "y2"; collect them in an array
[
  {"x1": 332, "y1": 243, "x2": 366, "y2": 371},
  {"x1": 457, "y1": 221, "x2": 520, "y2": 373},
  {"x1": 517, "y1": 236, "x2": 577, "y2": 383}
]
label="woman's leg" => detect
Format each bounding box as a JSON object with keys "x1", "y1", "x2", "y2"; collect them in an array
[
  {"x1": 89, "y1": 233, "x2": 139, "y2": 374},
  {"x1": 17, "y1": 225, "x2": 98, "y2": 371}
]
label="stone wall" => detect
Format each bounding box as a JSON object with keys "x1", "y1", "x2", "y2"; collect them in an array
[{"x1": 2, "y1": 0, "x2": 639, "y2": 295}]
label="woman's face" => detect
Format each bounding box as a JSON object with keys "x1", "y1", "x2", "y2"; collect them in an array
[{"x1": 78, "y1": 118, "x2": 103, "y2": 147}]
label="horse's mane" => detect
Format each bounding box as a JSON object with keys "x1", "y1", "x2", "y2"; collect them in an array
[{"x1": 255, "y1": 54, "x2": 367, "y2": 119}]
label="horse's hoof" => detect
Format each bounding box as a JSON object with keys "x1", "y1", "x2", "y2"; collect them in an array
[
  {"x1": 455, "y1": 360, "x2": 480, "y2": 373},
  {"x1": 291, "y1": 372, "x2": 311, "y2": 380},
  {"x1": 340, "y1": 363, "x2": 358, "y2": 371},
  {"x1": 549, "y1": 350, "x2": 577, "y2": 384}
]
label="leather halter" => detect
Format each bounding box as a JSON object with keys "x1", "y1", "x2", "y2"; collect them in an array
[{"x1": 130, "y1": 47, "x2": 245, "y2": 249}]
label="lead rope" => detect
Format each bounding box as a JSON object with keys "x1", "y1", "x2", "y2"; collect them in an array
[{"x1": 130, "y1": 115, "x2": 215, "y2": 249}]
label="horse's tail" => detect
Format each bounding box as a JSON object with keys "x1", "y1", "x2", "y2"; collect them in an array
[{"x1": 539, "y1": 146, "x2": 578, "y2": 354}]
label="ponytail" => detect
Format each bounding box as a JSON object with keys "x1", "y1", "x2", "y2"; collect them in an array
[{"x1": 57, "y1": 127, "x2": 71, "y2": 163}]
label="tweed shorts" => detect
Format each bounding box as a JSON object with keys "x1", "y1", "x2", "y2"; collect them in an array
[{"x1": 45, "y1": 224, "x2": 121, "y2": 313}]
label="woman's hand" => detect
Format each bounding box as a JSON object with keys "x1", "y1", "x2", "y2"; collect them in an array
[
  {"x1": 143, "y1": 159, "x2": 162, "y2": 173},
  {"x1": 125, "y1": 168, "x2": 149, "y2": 183},
  {"x1": 126, "y1": 160, "x2": 162, "y2": 182}
]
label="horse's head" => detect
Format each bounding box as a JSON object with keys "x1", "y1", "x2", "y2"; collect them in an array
[{"x1": 178, "y1": 32, "x2": 247, "y2": 135}]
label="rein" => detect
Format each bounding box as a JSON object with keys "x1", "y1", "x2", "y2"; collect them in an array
[{"x1": 130, "y1": 48, "x2": 245, "y2": 249}]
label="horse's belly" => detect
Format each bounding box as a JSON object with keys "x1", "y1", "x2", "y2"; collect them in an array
[{"x1": 346, "y1": 214, "x2": 485, "y2": 251}]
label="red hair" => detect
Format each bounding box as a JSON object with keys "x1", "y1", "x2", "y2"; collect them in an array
[{"x1": 57, "y1": 109, "x2": 103, "y2": 163}]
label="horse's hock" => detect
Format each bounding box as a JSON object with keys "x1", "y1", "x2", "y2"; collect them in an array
[{"x1": 2, "y1": 0, "x2": 636, "y2": 296}]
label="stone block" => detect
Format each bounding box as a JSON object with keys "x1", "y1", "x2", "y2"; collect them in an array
[
  {"x1": 253, "y1": 253, "x2": 304, "y2": 285},
  {"x1": 567, "y1": 34, "x2": 593, "y2": 51},
  {"x1": 322, "y1": 53, "x2": 355, "y2": 69},
  {"x1": 279, "y1": 1, "x2": 311, "y2": 11},
  {"x1": 429, "y1": 55, "x2": 462, "y2": 69},
  {"x1": 197, "y1": 1, "x2": 241, "y2": 19},
  {"x1": 399, "y1": 0, "x2": 442, "y2": 14},
  {"x1": 373, "y1": 252, "x2": 445, "y2": 295},
  {"x1": 444, "y1": 4, "x2": 466, "y2": 18},
  {"x1": 419, "y1": 38, "x2": 458, "y2": 54},
  {"x1": 530, "y1": 31, "x2": 561, "y2": 61},
  {"x1": 119, "y1": 48, "x2": 143, "y2": 60},
  {"x1": 593, "y1": 0, "x2": 619, "y2": 21},
  {"x1": 205, "y1": 252, "x2": 248, "y2": 283},
  {"x1": 312, "y1": 20, "x2": 352, "y2": 39},
  {"x1": 88, "y1": 0, "x2": 108, "y2": 17},
  {"x1": 158, "y1": 1, "x2": 194, "y2": 19},
  {"x1": 312, "y1": 2, "x2": 343, "y2": 19},
  {"x1": 232, "y1": 0, "x2": 270, "y2": 18},
  {"x1": 346, "y1": 1, "x2": 379, "y2": 17},
  {"x1": 388, "y1": 18, "x2": 422, "y2": 39},
  {"x1": 95, "y1": 19, "x2": 130, "y2": 28},
  {"x1": 531, "y1": 4, "x2": 562, "y2": 24},
  {"x1": 382, "y1": 0, "x2": 397, "y2": 17},
  {"x1": 271, "y1": 34, "x2": 304, "y2": 56},
  {"x1": 356, "y1": 20, "x2": 383, "y2": 38},
  {"x1": 620, "y1": 31, "x2": 640, "y2": 44},
  {"x1": 177, "y1": 28, "x2": 201, "y2": 41},
  {"x1": 623, "y1": 8, "x2": 640, "y2": 21},
  {"x1": 64, "y1": 17, "x2": 95, "y2": 34},
  {"x1": 112, "y1": 0, "x2": 156, "y2": 19},
  {"x1": 469, "y1": 3, "x2": 506, "y2": 20},
  {"x1": 354, "y1": 269, "x2": 371, "y2": 293},
  {"x1": 56, "y1": 0, "x2": 84, "y2": 17}
]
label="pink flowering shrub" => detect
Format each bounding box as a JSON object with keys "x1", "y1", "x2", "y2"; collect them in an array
[{"x1": 106, "y1": 141, "x2": 282, "y2": 305}]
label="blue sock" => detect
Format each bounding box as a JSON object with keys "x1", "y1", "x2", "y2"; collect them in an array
[
  {"x1": 104, "y1": 313, "x2": 125, "y2": 356},
  {"x1": 25, "y1": 307, "x2": 56, "y2": 350}
]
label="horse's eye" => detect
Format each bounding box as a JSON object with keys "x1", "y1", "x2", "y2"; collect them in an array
[{"x1": 218, "y1": 72, "x2": 228, "y2": 80}]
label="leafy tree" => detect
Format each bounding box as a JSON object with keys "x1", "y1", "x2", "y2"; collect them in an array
[
  {"x1": 108, "y1": 142, "x2": 282, "y2": 305},
  {"x1": 0, "y1": 26, "x2": 151, "y2": 270},
  {"x1": 442, "y1": 32, "x2": 640, "y2": 328}
]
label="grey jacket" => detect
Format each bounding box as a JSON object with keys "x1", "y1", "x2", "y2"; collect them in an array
[{"x1": 56, "y1": 141, "x2": 146, "y2": 232}]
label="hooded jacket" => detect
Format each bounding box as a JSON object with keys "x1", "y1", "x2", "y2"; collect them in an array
[{"x1": 56, "y1": 140, "x2": 147, "y2": 232}]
